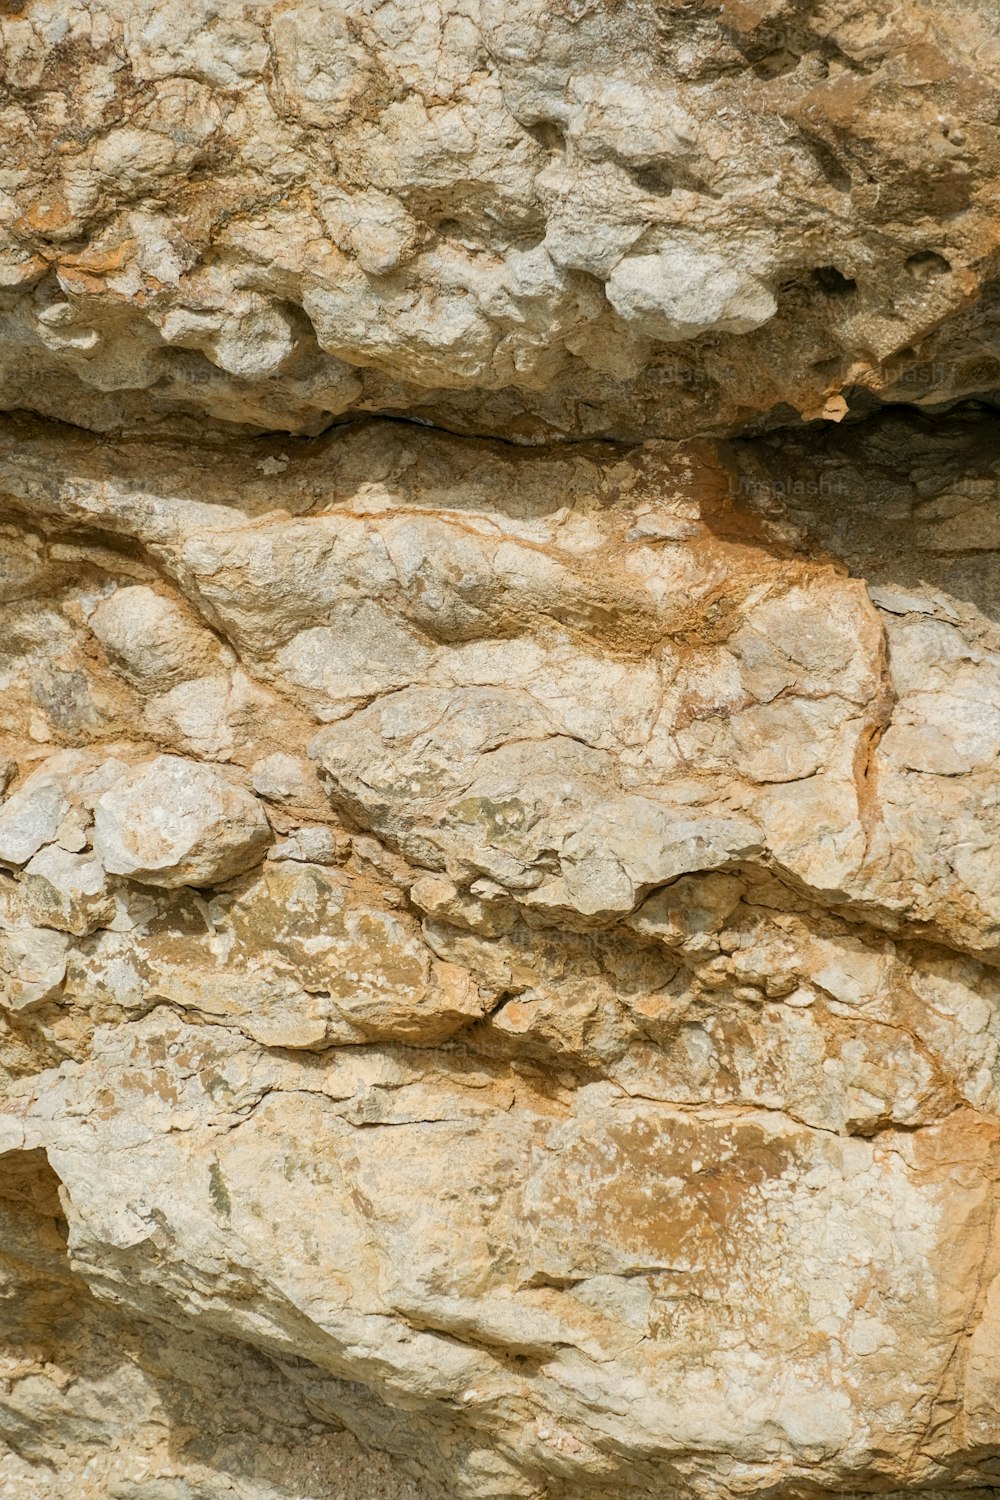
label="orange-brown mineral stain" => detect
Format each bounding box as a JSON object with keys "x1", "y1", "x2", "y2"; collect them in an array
[
  {"x1": 55, "y1": 240, "x2": 136, "y2": 298},
  {"x1": 532, "y1": 1114, "x2": 795, "y2": 1273},
  {"x1": 15, "y1": 194, "x2": 74, "y2": 237}
]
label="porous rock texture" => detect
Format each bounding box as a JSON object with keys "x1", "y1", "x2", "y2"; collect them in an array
[
  {"x1": 2, "y1": 0, "x2": 1000, "y2": 440},
  {"x1": 2, "y1": 5, "x2": 1000, "y2": 1500}
]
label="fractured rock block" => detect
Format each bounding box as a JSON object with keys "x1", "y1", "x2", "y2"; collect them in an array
[{"x1": 93, "y1": 756, "x2": 271, "y2": 889}]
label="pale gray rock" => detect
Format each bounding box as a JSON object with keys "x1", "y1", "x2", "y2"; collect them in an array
[
  {"x1": 268, "y1": 826, "x2": 347, "y2": 865},
  {"x1": 605, "y1": 247, "x2": 777, "y2": 342},
  {"x1": 0, "y1": 923, "x2": 69, "y2": 1010},
  {"x1": 250, "y1": 752, "x2": 326, "y2": 808},
  {"x1": 0, "y1": 752, "x2": 133, "y2": 873},
  {"x1": 553, "y1": 801, "x2": 763, "y2": 918},
  {"x1": 87, "y1": 585, "x2": 227, "y2": 692},
  {"x1": 93, "y1": 755, "x2": 271, "y2": 888},
  {"x1": 0, "y1": 779, "x2": 69, "y2": 867}
]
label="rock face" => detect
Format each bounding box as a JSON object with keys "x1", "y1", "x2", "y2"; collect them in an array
[
  {"x1": 1, "y1": 0, "x2": 1000, "y2": 440},
  {"x1": 93, "y1": 755, "x2": 273, "y2": 888},
  {"x1": 1, "y1": 410, "x2": 1000, "y2": 1500},
  {"x1": 1, "y1": 6, "x2": 1000, "y2": 1500}
]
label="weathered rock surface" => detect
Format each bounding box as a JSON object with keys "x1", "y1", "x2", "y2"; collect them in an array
[
  {"x1": 93, "y1": 755, "x2": 273, "y2": 888},
  {"x1": 3, "y1": 2, "x2": 1000, "y2": 1497},
  {"x1": 0, "y1": 405, "x2": 999, "y2": 1498},
  {"x1": 0, "y1": 0, "x2": 999, "y2": 439}
]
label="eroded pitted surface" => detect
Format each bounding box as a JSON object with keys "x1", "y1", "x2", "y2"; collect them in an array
[
  {"x1": 0, "y1": 411, "x2": 1000, "y2": 1498},
  {"x1": 0, "y1": 0, "x2": 1000, "y2": 439}
]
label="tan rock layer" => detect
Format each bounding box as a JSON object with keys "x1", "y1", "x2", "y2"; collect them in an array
[
  {"x1": 0, "y1": 408, "x2": 998, "y2": 1497},
  {"x1": 0, "y1": 1, "x2": 999, "y2": 439}
]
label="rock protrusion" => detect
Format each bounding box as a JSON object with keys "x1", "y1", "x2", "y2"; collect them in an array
[{"x1": 93, "y1": 755, "x2": 271, "y2": 888}]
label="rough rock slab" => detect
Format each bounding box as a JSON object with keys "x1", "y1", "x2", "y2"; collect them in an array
[
  {"x1": 0, "y1": 409, "x2": 999, "y2": 1498},
  {"x1": 2, "y1": 2, "x2": 1000, "y2": 1494},
  {"x1": 0, "y1": 0, "x2": 999, "y2": 439}
]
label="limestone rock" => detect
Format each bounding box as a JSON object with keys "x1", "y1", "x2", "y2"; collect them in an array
[
  {"x1": 0, "y1": 1, "x2": 998, "y2": 439},
  {"x1": 92, "y1": 755, "x2": 272, "y2": 888},
  {"x1": 88, "y1": 584, "x2": 297, "y2": 763},
  {"x1": 0, "y1": 923, "x2": 69, "y2": 1010},
  {"x1": 87, "y1": 585, "x2": 228, "y2": 692},
  {"x1": 0, "y1": 778, "x2": 68, "y2": 867},
  {"x1": 0, "y1": 409, "x2": 997, "y2": 1498},
  {"x1": 1, "y1": 8, "x2": 1000, "y2": 1497},
  {"x1": 116, "y1": 860, "x2": 490, "y2": 1049},
  {"x1": 0, "y1": 751, "x2": 129, "y2": 867},
  {"x1": 20, "y1": 845, "x2": 115, "y2": 936}
]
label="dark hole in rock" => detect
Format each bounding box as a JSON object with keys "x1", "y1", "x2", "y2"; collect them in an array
[
  {"x1": 812, "y1": 266, "x2": 858, "y2": 296},
  {"x1": 753, "y1": 46, "x2": 801, "y2": 79},
  {"x1": 906, "y1": 250, "x2": 951, "y2": 279},
  {"x1": 525, "y1": 120, "x2": 566, "y2": 154},
  {"x1": 631, "y1": 161, "x2": 675, "y2": 196}
]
